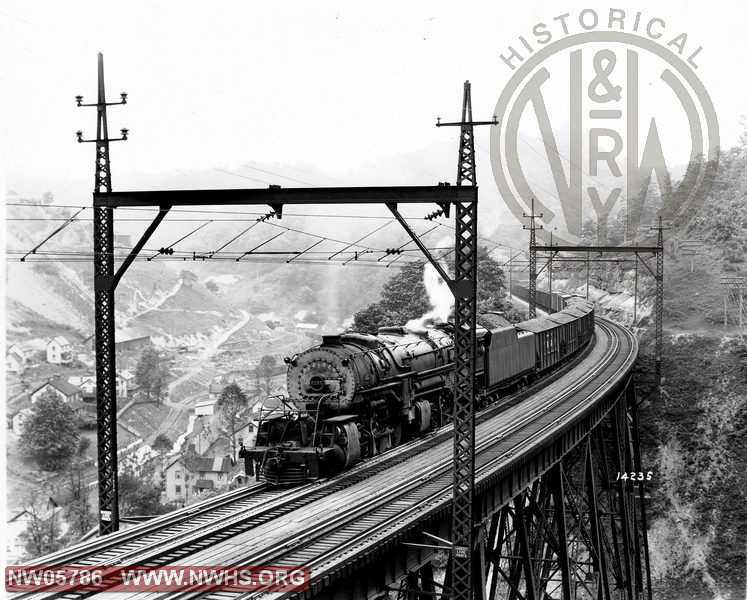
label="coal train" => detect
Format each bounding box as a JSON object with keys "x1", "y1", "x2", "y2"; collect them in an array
[{"x1": 240, "y1": 293, "x2": 594, "y2": 485}]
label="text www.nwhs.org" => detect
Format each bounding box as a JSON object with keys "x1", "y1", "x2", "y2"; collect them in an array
[{"x1": 5, "y1": 566, "x2": 310, "y2": 592}]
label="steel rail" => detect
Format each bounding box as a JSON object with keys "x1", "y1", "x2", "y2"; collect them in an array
[
  {"x1": 288, "y1": 320, "x2": 636, "y2": 600},
  {"x1": 19, "y1": 481, "x2": 269, "y2": 566},
  {"x1": 12, "y1": 336, "x2": 595, "y2": 600},
  {"x1": 109, "y1": 320, "x2": 631, "y2": 600}
]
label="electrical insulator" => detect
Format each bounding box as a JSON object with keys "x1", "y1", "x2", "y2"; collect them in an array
[
  {"x1": 385, "y1": 248, "x2": 402, "y2": 255},
  {"x1": 159, "y1": 247, "x2": 174, "y2": 255}
]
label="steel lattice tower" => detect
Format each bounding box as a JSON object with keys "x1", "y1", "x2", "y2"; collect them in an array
[
  {"x1": 435, "y1": 81, "x2": 497, "y2": 599},
  {"x1": 654, "y1": 218, "x2": 665, "y2": 389},
  {"x1": 77, "y1": 53, "x2": 128, "y2": 535},
  {"x1": 524, "y1": 199, "x2": 542, "y2": 319},
  {"x1": 451, "y1": 80, "x2": 479, "y2": 600}
]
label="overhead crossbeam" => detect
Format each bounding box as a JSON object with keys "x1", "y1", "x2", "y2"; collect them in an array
[
  {"x1": 533, "y1": 245, "x2": 659, "y2": 253},
  {"x1": 530, "y1": 240, "x2": 665, "y2": 391},
  {"x1": 91, "y1": 183, "x2": 476, "y2": 538},
  {"x1": 94, "y1": 185, "x2": 475, "y2": 209}
]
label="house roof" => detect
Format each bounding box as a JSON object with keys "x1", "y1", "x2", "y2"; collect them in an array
[
  {"x1": 254, "y1": 396, "x2": 287, "y2": 411},
  {"x1": 68, "y1": 375, "x2": 96, "y2": 387},
  {"x1": 115, "y1": 335, "x2": 152, "y2": 345},
  {"x1": 13, "y1": 407, "x2": 34, "y2": 419},
  {"x1": 166, "y1": 455, "x2": 233, "y2": 474},
  {"x1": 193, "y1": 457, "x2": 233, "y2": 472},
  {"x1": 9, "y1": 343, "x2": 34, "y2": 355},
  {"x1": 8, "y1": 498, "x2": 61, "y2": 523},
  {"x1": 31, "y1": 378, "x2": 82, "y2": 398},
  {"x1": 48, "y1": 336, "x2": 70, "y2": 347},
  {"x1": 194, "y1": 479, "x2": 214, "y2": 490},
  {"x1": 7, "y1": 349, "x2": 24, "y2": 362},
  {"x1": 208, "y1": 383, "x2": 224, "y2": 394},
  {"x1": 118, "y1": 370, "x2": 134, "y2": 381}
]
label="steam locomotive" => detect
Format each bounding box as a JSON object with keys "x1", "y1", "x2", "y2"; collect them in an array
[{"x1": 240, "y1": 294, "x2": 594, "y2": 485}]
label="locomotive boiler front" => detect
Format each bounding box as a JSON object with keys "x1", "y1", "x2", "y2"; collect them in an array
[
  {"x1": 286, "y1": 328, "x2": 454, "y2": 412},
  {"x1": 249, "y1": 326, "x2": 455, "y2": 484}
]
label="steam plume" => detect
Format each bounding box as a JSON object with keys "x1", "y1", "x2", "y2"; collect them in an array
[{"x1": 405, "y1": 262, "x2": 453, "y2": 331}]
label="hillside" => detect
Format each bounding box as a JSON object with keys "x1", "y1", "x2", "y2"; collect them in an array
[
  {"x1": 121, "y1": 271, "x2": 242, "y2": 344},
  {"x1": 5, "y1": 199, "x2": 181, "y2": 335},
  {"x1": 5, "y1": 195, "x2": 395, "y2": 341},
  {"x1": 532, "y1": 134, "x2": 747, "y2": 599}
]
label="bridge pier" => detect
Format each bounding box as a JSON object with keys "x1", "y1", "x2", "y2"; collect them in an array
[
  {"x1": 382, "y1": 377, "x2": 650, "y2": 600},
  {"x1": 475, "y1": 379, "x2": 650, "y2": 600}
]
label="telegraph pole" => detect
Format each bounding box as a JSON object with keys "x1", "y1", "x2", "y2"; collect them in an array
[
  {"x1": 437, "y1": 80, "x2": 496, "y2": 600},
  {"x1": 76, "y1": 53, "x2": 128, "y2": 535}
]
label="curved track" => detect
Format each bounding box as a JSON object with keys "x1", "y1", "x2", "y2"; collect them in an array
[
  {"x1": 16, "y1": 317, "x2": 636, "y2": 600},
  {"x1": 10, "y1": 327, "x2": 594, "y2": 600}
]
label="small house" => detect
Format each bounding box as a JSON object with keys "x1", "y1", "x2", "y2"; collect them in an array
[
  {"x1": 163, "y1": 455, "x2": 234, "y2": 503},
  {"x1": 30, "y1": 378, "x2": 83, "y2": 404},
  {"x1": 194, "y1": 397, "x2": 217, "y2": 417},
  {"x1": 12, "y1": 408, "x2": 34, "y2": 435},
  {"x1": 294, "y1": 323, "x2": 319, "y2": 334},
  {"x1": 6, "y1": 348, "x2": 26, "y2": 374},
  {"x1": 68, "y1": 375, "x2": 96, "y2": 395},
  {"x1": 46, "y1": 337, "x2": 72, "y2": 365},
  {"x1": 117, "y1": 370, "x2": 135, "y2": 398}
]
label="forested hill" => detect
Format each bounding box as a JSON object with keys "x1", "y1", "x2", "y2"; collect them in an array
[{"x1": 683, "y1": 140, "x2": 747, "y2": 265}]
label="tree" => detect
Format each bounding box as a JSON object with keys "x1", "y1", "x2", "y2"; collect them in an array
[
  {"x1": 216, "y1": 382, "x2": 250, "y2": 461},
  {"x1": 119, "y1": 467, "x2": 172, "y2": 517},
  {"x1": 352, "y1": 248, "x2": 514, "y2": 330},
  {"x1": 152, "y1": 434, "x2": 173, "y2": 453},
  {"x1": 257, "y1": 355, "x2": 277, "y2": 395},
  {"x1": 135, "y1": 346, "x2": 170, "y2": 402},
  {"x1": 77, "y1": 436, "x2": 91, "y2": 455},
  {"x1": 475, "y1": 246, "x2": 508, "y2": 314},
  {"x1": 21, "y1": 390, "x2": 80, "y2": 471},
  {"x1": 206, "y1": 280, "x2": 219, "y2": 294},
  {"x1": 18, "y1": 494, "x2": 64, "y2": 559},
  {"x1": 63, "y1": 466, "x2": 93, "y2": 540}
]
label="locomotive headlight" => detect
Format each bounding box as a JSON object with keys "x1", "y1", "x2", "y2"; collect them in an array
[{"x1": 308, "y1": 375, "x2": 326, "y2": 392}]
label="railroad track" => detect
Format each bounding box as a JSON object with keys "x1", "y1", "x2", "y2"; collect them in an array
[
  {"x1": 44, "y1": 318, "x2": 634, "y2": 600},
  {"x1": 12, "y1": 322, "x2": 602, "y2": 600}
]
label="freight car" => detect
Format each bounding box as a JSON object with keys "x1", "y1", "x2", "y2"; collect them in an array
[{"x1": 240, "y1": 294, "x2": 594, "y2": 484}]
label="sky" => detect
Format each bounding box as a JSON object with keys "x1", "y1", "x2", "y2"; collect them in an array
[{"x1": 2, "y1": 1, "x2": 747, "y2": 248}]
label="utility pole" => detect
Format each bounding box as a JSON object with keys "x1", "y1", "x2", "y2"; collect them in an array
[
  {"x1": 651, "y1": 218, "x2": 669, "y2": 392},
  {"x1": 76, "y1": 53, "x2": 128, "y2": 535},
  {"x1": 549, "y1": 229, "x2": 554, "y2": 299},
  {"x1": 724, "y1": 295, "x2": 728, "y2": 335},
  {"x1": 436, "y1": 80, "x2": 496, "y2": 600},
  {"x1": 524, "y1": 199, "x2": 542, "y2": 318},
  {"x1": 633, "y1": 252, "x2": 639, "y2": 324},
  {"x1": 509, "y1": 253, "x2": 512, "y2": 298}
]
